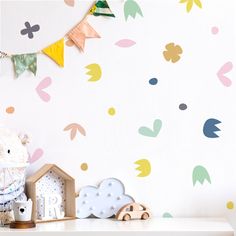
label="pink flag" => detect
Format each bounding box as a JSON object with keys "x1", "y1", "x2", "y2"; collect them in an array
[{"x1": 68, "y1": 19, "x2": 100, "y2": 52}]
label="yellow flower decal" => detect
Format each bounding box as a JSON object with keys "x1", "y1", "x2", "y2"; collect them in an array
[
  {"x1": 163, "y1": 43, "x2": 183, "y2": 63},
  {"x1": 89, "y1": 5, "x2": 97, "y2": 14},
  {"x1": 180, "y1": 0, "x2": 202, "y2": 13}
]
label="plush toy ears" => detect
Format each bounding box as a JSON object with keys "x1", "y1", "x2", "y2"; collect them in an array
[{"x1": 18, "y1": 134, "x2": 30, "y2": 145}]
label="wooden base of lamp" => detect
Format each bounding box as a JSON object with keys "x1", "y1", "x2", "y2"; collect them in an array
[{"x1": 10, "y1": 220, "x2": 36, "y2": 229}]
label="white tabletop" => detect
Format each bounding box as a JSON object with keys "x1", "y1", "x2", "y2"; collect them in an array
[{"x1": 0, "y1": 218, "x2": 234, "y2": 236}]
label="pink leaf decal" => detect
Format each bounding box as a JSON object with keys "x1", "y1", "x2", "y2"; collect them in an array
[
  {"x1": 36, "y1": 77, "x2": 52, "y2": 102},
  {"x1": 217, "y1": 61, "x2": 233, "y2": 87},
  {"x1": 115, "y1": 39, "x2": 136, "y2": 48},
  {"x1": 29, "y1": 148, "x2": 44, "y2": 164},
  {"x1": 64, "y1": 0, "x2": 74, "y2": 7}
]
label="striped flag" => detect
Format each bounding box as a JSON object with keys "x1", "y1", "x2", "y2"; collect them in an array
[{"x1": 89, "y1": 0, "x2": 115, "y2": 17}]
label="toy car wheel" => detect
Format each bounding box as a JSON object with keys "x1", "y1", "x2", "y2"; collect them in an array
[
  {"x1": 141, "y1": 212, "x2": 149, "y2": 220},
  {"x1": 123, "y1": 214, "x2": 131, "y2": 221}
]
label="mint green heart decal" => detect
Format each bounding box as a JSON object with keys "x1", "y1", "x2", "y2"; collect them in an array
[{"x1": 138, "y1": 119, "x2": 162, "y2": 137}]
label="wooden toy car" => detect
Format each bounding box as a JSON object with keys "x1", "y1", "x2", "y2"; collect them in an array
[{"x1": 116, "y1": 203, "x2": 151, "y2": 221}]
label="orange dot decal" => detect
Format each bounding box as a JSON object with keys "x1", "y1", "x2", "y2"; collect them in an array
[
  {"x1": 81, "y1": 163, "x2": 88, "y2": 171},
  {"x1": 6, "y1": 106, "x2": 15, "y2": 114}
]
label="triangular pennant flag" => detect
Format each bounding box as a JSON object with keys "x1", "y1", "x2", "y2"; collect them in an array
[
  {"x1": 11, "y1": 53, "x2": 37, "y2": 78},
  {"x1": 89, "y1": 0, "x2": 115, "y2": 17},
  {"x1": 42, "y1": 38, "x2": 64, "y2": 67},
  {"x1": 0, "y1": 51, "x2": 8, "y2": 59},
  {"x1": 68, "y1": 19, "x2": 100, "y2": 52}
]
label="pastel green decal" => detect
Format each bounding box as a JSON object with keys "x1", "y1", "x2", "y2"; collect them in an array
[
  {"x1": 162, "y1": 212, "x2": 173, "y2": 218},
  {"x1": 192, "y1": 165, "x2": 211, "y2": 186},
  {"x1": 124, "y1": 0, "x2": 143, "y2": 21},
  {"x1": 11, "y1": 53, "x2": 37, "y2": 78},
  {"x1": 138, "y1": 119, "x2": 162, "y2": 138}
]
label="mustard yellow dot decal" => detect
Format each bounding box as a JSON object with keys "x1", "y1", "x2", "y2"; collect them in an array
[
  {"x1": 227, "y1": 201, "x2": 234, "y2": 210},
  {"x1": 81, "y1": 163, "x2": 88, "y2": 171},
  {"x1": 108, "y1": 107, "x2": 116, "y2": 116}
]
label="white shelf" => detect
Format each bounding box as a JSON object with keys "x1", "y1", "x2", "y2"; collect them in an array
[{"x1": 0, "y1": 218, "x2": 234, "y2": 236}]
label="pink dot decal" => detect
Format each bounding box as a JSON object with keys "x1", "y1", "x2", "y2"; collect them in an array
[{"x1": 211, "y1": 26, "x2": 219, "y2": 35}]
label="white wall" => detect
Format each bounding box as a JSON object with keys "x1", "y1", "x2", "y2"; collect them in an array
[{"x1": 0, "y1": 0, "x2": 236, "y2": 223}]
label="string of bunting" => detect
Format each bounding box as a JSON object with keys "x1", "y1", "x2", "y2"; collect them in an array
[{"x1": 0, "y1": 0, "x2": 115, "y2": 78}]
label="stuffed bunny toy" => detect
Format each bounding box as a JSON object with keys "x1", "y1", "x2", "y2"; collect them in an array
[{"x1": 0, "y1": 127, "x2": 29, "y2": 225}]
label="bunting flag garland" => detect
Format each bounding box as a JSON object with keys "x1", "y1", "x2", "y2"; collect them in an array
[
  {"x1": 42, "y1": 38, "x2": 64, "y2": 67},
  {"x1": 89, "y1": 0, "x2": 115, "y2": 17},
  {"x1": 0, "y1": 0, "x2": 117, "y2": 78},
  {"x1": 68, "y1": 19, "x2": 100, "y2": 52},
  {"x1": 11, "y1": 53, "x2": 37, "y2": 78},
  {"x1": 0, "y1": 51, "x2": 8, "y2": 58}
]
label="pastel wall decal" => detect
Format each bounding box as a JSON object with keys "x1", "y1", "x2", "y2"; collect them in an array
[
  {"x1": 163, "y1": 212, "x2": 173, "y2": 218},
  {"x1": 217, "y1": 61, "x2": 233, "y2": 87},
  {"x1": 203, "y1": 118, "x2": 221, "y2": 138},
  {"x1": 29, "y1": 148, "x2": 44, "y2": 164},
  {"x1": 115, "y1": 39, "x2": 136, "y2": 48},
  {"x1": 80, "y1": 163, "x2": 88, "y2": 171},
  {"x1": 211, "y1": 26, "x2": 219, "y2": 35},
  {"x1": 108, "y1": 107, "x2": 116, "y2": 116},
  {"x1": 149, "y1": 78, "x2": 158, "y2": 85},
  {"x1": 85, "y1": 63, "x2": 102, "y2": 82},
  {"x1": 134, "y1": 159, "x2": 151, "y2": 177},
  {"x1": 64, "y1": 0, "x2": 74, "y2": 7},
  {"x1": 20, "y1": 21, "x2": 40, "y2": 39},
  {"x1": 192, "y1": 165, "x2": 211, "y2": 186},
  {"x1": 65, "y1": 39, "x2": 75, "y2": 47},
  {"x1": 179, "y1": 103, "x2": 187, "y2": 110},
  {"x1": 163, "y1": 43, "x2": 183, "y2": 63},
  {"x1": 6, "y1": 106, "x2": 15, "y2": 114},
  {"x1": 124, "y1": 0, "x2": 143, "y2": 21},
  {"x1": 36, "y1": 77, "x2": 52, "y2": 102},
  {"x1": 76, "y1": 178, "x2": 134, "y2": 218},
  {"x1": 138, "y1": 119, "x2": 162, "y2": 138},
  {"x1": 179, "y1": 0, "x2": 202, "y2": 13},
  {"x1": 64, "y1": 123, "x2": 86, "y2": 140},
  {"x1": 226, "y1": 201, "x2": 234, "y2": 210}
]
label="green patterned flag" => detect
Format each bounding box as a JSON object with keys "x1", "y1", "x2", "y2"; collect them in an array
[
  {"x1": 89, "y1": 0, "x2": 115, "y2": 17},
  {"x1": 11, "y1": 53, "x2": 37, "y2": 78}
]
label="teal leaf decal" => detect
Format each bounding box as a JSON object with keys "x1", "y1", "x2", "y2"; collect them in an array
[
  {"x1": 138, "y1": 119, "x2": 162, "y2": 137},
  {"x1": 192, "y1": 165, "x2": 211, "y2": 186},
  {"x1": 124, "y1": 0, "x2": 143, "y2": 21}
]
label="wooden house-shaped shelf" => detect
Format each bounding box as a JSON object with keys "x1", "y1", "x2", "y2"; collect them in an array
[{"x1": 26, "y1": 164, "x2": 76, "y2": 223}]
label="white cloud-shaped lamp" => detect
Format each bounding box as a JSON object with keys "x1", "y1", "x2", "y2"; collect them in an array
[{"x1": 76, "y1": 178, "x2": 134, "y2": 219}]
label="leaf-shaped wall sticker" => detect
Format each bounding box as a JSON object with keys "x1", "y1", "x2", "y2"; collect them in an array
[
  {"x1": 64, "y1": 0, "x2": 74, "y2": 7},
  {"x1": 29, "y1": 148, "x2": 44, "y2": 164},
  {"x1": 64, "y1": 123, "x2": 86, "y2": 140},
  {"x1": 115, "y1": 39, "x2": 136, "y2": 48}
]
